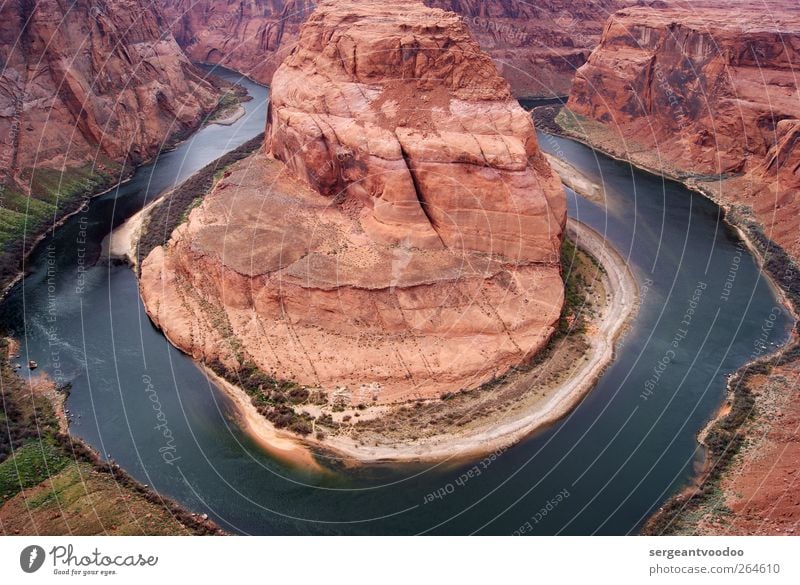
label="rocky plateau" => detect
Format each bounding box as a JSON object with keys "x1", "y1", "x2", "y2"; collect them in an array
[{"x1": 566, "y1": 1, "x2": 800, "y2": 259}]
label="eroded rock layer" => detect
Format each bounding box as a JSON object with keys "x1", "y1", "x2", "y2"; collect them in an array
[
  {"x1": 0, "y1": 0, "x2": 219, "y2": 189},
  {"x1": 566, "y1": 3, "x2": 800, "y2": 258},
  {"x1": 160, "y1": 0, "x2": 627, "y2": 97},
  {"x1": 564, "y1": 2, "x2": 800, "y2": 535},
  {"x1": 142, "y1": 0, "x2": 566, "y2": 401},
  {"x1": 266, "y1": 0, "x2": 566, "y2": 260}
]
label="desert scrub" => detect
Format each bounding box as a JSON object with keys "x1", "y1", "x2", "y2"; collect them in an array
[
  {"x1": 206, "y1": 91, "x2": 242, "y2": 123},
  {"x1": 559, "y1": 236, "x2": 601, "y2": 335},
  {"x1": 0, "y1": 344, "x2": 222, "y2": 534},
  {"x1": 0, "y1": 342, "x2": 62, "y2": 461},
  {"x1": 206, "y1": 358, "x2": 319, "y2": 437}
]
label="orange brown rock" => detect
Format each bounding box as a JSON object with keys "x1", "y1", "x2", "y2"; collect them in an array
[
  {"x1": 141, "y1": 0, "x2": 566, "y2": 402},
  {"x1": 160, "y1": 0, "x2": 628, "y2": 98},
  {"x1": 0, "y1": 0, "x2": 219, "y2": 191},
  {"x1": 566, "y1": 2, "x2": 800, "y2": 259},
  {"x1": 566, "y1": 0, "x2": 800, "y2": 536}
]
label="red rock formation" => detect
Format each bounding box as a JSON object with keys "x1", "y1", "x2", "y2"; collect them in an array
[
  {"x1": 739, "y1": 118, "x2": 800, "y2": 258},
  {"x1": 160, "y1": 0, "x2": 627, "y2": 97},
  {"x1": 566, "y1": 2, "x2": 800, "y2": 257},
  {"x1": 267, "y1": 0, "x2": 566, "y2": 259},
  {"x1": 141, "y1": 0, "x2": 566, "y2": 402},
  {"x1": 163, "y1": 0, "x2": 314, "y2": 89},
  {"x1": 566, "y1": 1, "x2": 800, "y2": 536},
  {"x1": 0, "y1": 0, "x2": 219, "y2": 192}
]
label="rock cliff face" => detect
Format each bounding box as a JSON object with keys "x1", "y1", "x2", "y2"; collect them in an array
[
  {"x1": 141, "y1": 0, "x2": 566, "y2": 402},
  {"x1": 566, "y1": 3, "x2": 800, "y2": 258},
  {"x1": 267, "y1": 0, "x2": 566, "y2": 259},
  {"x1": 160, "y1": 0, "x2": 626, "y2": 97},
  {"x1": 0, "y1": 0, "x2": 219, "y2": 192}
]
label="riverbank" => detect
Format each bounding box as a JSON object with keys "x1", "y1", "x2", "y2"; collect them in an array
[
  {"x1": 310, "y1": 218, "x2": 638, "y2": 465},
  {"x1": 0, "y1": 338, "x2": 225, "y2": 535},
  {"x1": 101, "y1": 190, "x2": 166, "y2": 268},
  {"x1": 102, "y1": 134, "x2": 265, "y2": 270},
  {"x1": 209, "y1": 104, "x2": 246, "y2": 126},
  {"x1": 201, "y1": 367, "x2": 326, "y2": 471},
  {"x1": 0, "y1": 170, "x2": 134, "y2": 300},
  {"x1": 544, "y1": 153, "x2": 604, "y2": 203},
  {"x1": 137, "y1": 214, "x2": 637, "y2": 467},
  {"x1": 534, "y1": 105, "x2": 800, "y2": 535},
  {"x1": 0, "y1": 70, "x2": 262, "y2": 535},
  {"x1": 0, "y1": 71, "x2": 250, "y2": 300}
]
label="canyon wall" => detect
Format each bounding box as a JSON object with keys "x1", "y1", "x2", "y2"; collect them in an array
[
  {"x1": 160, "y1": 0, "x2": 627, "y2": 97},
  {"x1": 0, "y1": 0, "x2": 220, "y2": 195},
  {"x1": 564, "y1": 1, "x2": 800, "y2": 535},
  {"x1": 141, "y1": 0, "x2": 566, "y2": 402},
  {"x1": 566, "y1": 3, "x2": 800, "y2": 258}
]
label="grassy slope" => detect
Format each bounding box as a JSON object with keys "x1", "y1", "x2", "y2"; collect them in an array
[
  {"x1": 0, "y1": 339, "x2": 222, "y2": 535},
  {"x1": 0, "y1": 161, "x2": 126, "y2": 288},
  {"x1": 0, "y1": 77, "x2": 248, "y2": 534}
]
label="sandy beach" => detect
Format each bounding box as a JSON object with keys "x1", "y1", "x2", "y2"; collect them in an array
[
  {"x1": 208, "y1": 104, "x2": 245, "y2": 126},
  {"x1": 201, "y1": 367, "x2": 326, "y2": 471},
  {"x1": 544, "y1": 153, "x2": 604, "y2": 203},
  {"x1": 307, "y1": 218, "x2": 638, "y2": 463},
  {"x1": 102, "y1": 191, "x2": 170, "y2": 268}
]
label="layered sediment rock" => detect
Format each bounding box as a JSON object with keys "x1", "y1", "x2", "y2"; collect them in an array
[
  {"x1": 566, "y1": 3, "x2": 800, "y2": 258},
  {"x1": 160, "y1": 0, "x2": 626, "y2": 97},
  {"x1": 0, "y1": 0, "x2": 219, "y2": 190},
  {"x1": 142, "y1": 0, "x2": 566, "y2": 402},
  {"x1": 565, "y1": 2, "x2": 800, "y2": 535}
]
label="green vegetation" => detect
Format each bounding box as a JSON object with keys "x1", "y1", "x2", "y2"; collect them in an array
[
  {"x1": 729, "y1": 208, "x2": 800, "y2": 311},
  {"x1": 2, "y1": 461, "x2": 195, "y2": 535},
  {"x1": 207, "y1": 359, "x2": 319, "y2": 437},
  {"x1": 0, "y1": 440, "x2": 69, "y2": 504},
  {"x1": 559, "y1": 236, "x2": 597, "y2": 335},
  {"x1": 0, "y1": 339, "x2": 62, "y2": 461},
  {"x1": 204, "y1": 236, "x2": 607, "y2": 441},
  {"x1": 414, "y1": 236, "x2": 599, "y2": 413},
  {"x1": 0, "y1": 161, "x2": 125, "y2": 288},
  {"x1": 178, "y1": 195, "x2": 206, "y2": 224},
  {"x1": 0, "y1": 336, "x2": 222, "y2": 534},
  {"x1": 205, "y1": 91, "x2": 241, "y2": 123},
  {"x1": 643, "y1": 211, "x2": 800, "y2": 535},
  {"x1": 204, "y1": 81, "x2": 249, "y2": 125},
  {"x1": 553, "y1": 108, "x2": 587, "y2": 135}
]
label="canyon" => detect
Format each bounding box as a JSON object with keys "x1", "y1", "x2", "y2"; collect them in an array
[
  {"x1": 0, "y1": 0, "x2": 797, "y2": 537},
  {"x1": 561, "y1": 1, "x2": 800, "y2": 536},
  {"x1": 159, "y1": 0, "x2": 628, "y2": 98},
  {"x1": 566, "y1": 2, "x2": 800, "y2": 259},
  {"x1": 140, "y1": 0, "x2": 567, "y2": 407},
  {"x1": 0, "y1": 0, "x2": 221, "y2": 284}
]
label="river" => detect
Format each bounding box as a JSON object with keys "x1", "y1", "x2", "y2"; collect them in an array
[{"x1": 0, "y1": 71, "x2": 792, "y2": 535}]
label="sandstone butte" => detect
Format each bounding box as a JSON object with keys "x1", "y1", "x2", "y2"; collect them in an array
[
  {"x1": 140, "y1": 0, "x2": 567, "y2": 404},
  {"x1": 0, "y1": 0, "x2": 219, "y2": 196},
  {"x1": 566, "y1": 2, "x2": 800, "y2": 261},
  {"x1": 159, "y1": 0, "x2": 630, "y2": 98}
]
